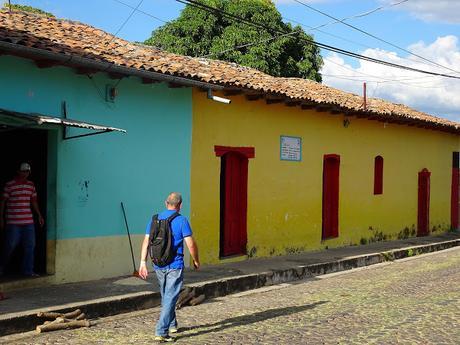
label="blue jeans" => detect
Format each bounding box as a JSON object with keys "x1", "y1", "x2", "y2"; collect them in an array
[
  {"x1": 1, "y1": 224, "x2": 36, "y2": 275},
  {"x1": 155, "y1": 268, "x2": 184, "y2": 336}
]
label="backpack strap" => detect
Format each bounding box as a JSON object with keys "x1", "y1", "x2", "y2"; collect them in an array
[
  {"x1": 167, "y1": 212, "x2": 180, "y2": 223},
  {"x1": 149, "y1": 214, "x2": 159, "y2": 240},
  {"x1": 166, "y1": 212, "x2": 182, "y2": 257}
]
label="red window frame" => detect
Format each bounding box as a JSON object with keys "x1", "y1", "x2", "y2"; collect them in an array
[{"x1": 374, "y1": 156, "x2": 384, "y2": 195}]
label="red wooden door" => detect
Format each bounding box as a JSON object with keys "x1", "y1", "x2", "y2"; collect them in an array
[
  {"x1": 322, "y1": 154, "x2": 340, "y2": 239},
  {"x1": 417, "y1": 168, "x2": 431, "y2": 236},
  {"x1": 221, "y1": 151, "x2": 248, "y2": 256},
  {"x1": 451, "y1": 152, "x2": 459, "y2": 230}
]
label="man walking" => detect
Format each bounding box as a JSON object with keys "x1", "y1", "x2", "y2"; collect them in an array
[
  {"x1": 0, "y1": 162, "x2": 44, "y2": 277},
  {"x1": 139, "y1": 192, "x2": 200, "y2": 343}
]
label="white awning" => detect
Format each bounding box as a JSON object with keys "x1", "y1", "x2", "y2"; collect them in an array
[{"x1": 0, "y1": 108, "x2": 126, "y2": 139}]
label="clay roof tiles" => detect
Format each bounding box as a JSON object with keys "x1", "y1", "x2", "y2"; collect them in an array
[{"x1": 0, "y1": 9, "x2": 459, "y2": 132}]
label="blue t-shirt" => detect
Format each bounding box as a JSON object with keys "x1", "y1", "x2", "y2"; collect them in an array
[{"x1": 145, "y1": 210, "x2": 192, "y2": 269}]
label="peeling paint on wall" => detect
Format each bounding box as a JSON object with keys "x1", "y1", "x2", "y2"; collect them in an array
[{"x1": 78, "y1": 180, "x2": 90, "y2": 205}]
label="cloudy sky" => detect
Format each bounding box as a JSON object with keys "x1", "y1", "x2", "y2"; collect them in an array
[{"x1": 13, "y1": 0, "x2": 460, "y2": 121}]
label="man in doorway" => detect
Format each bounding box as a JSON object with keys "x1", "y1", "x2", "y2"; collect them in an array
[
  {"x1": 0, "y1": 162, "x2": 44, "y2": 277},
  {"x1": 139, "y1": 192, "x2": 200, "y2": 343}
]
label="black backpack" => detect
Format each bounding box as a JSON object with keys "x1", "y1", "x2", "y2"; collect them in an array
[{"x1": 148, "y1": 212, "x2": 180, "y2": 267}]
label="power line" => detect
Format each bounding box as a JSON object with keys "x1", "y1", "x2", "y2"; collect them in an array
[
  {"x1": 201, "y1": 30, "x2": 299, "y2": 58},
  {"x1": 322, "y1": 74, "x2": 445, "y2": 89},
  {"x1": 109, "y1": 0, "x2": 414, "y2": 86},
  {"x1": 292, "y1": 0, "x2": 460, "y2": 76},
  {"x1": 109, "y1": 0, "x2": 453, "y2": 87},
  {"x1": 283, "y1": 15, "x2": 445, "y2": 81},
  {"x1": 322, "y1": 55, "x2": 443, "y2": 85},
  {"x1": 112, "y1": 0, "x2": 167, "y2": 24},
  {"x1": 176, "y1": 0, "x2": 460, "y2": 80},
  {"x1": 199, "y1": 4, "x2": 441, "y2": 85},
  {"x1": 309, "y1": 0, "x2": 409, "y2": 31},
  {"x1": 109, "y1": 0, "x2": 145, "y2": 44}
]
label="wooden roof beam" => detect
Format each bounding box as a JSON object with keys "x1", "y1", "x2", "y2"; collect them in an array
[
  {"x1": 168, "y1": 82, "x2": 187, "y2": 88},
  {"x1": 301, "y1": 102, "x2": 317, "y2": 110},
  {"x1": 355, "y1": 111, "x2": 369, "y2": 118},
  {"x1": 245, "y1": 91, "x2": 264, "y2": 101},
  {"x1": 142, "y1": 78, "x2": 161, "y2": 84},
  {"x1": 265, "y1": 94, "x2": 285, "y2": 105},
  {"x1": 108, "y1": 72, "x2": 126, "y2": 80},
  {"x1": 224, "y1": 88, "x2": 243, "y2": 96},
  {"x1": 330, "y1": 106, "x2": 344, "y2": 115},
  {"x1": 266, "y1": 98, "x2": 284, "y2": 105},
  {"x1": 315, "y1": 105, "x2": 332, "y2": 112},
  {"x1": 343, "y1": 110, "x2": 361, "y2": 117},
  {"x1": 75, "y1": 67, "x2": 99, "y2": 75},
  {"x1": 285, "y1": 100, "x2": 301, "y2": 107},
  {"x1": 35, "y1": 59, "x2": 58, "y2": 69}
]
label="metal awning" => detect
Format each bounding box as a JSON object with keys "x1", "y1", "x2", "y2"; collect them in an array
[{"x1": 0, "y1": 108, "x2": 126, "y2": 140}]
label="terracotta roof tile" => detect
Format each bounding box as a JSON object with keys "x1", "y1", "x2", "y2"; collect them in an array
[{"x1": 0, "y1": 9, "x2": 458, "y2": 132}]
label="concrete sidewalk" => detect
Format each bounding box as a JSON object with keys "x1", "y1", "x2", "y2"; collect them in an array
[{"x1": 1, "y1": 232, "x2": 459, "y2": 336}]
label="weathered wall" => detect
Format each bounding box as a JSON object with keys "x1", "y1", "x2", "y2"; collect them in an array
[
  {"x1": 191, "y1": 89, "x2": 459, "y2": 264},
  {"x1": 0, "y1": 56, "x2": 192, "y2": 282}
]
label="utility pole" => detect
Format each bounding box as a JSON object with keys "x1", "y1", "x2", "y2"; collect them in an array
[{"x1": 363, "y1": 82, "x2": 367, "y2": 110}]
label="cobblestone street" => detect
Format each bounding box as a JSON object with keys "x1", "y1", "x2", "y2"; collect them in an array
[{"x1": 3, "y1": 247, "x2": 460, "y2": 345}]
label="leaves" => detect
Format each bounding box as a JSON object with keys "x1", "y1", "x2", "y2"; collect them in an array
[
  {"x1": 144, "y1": 0, "x2": 323, "y2": 81},
  {"x1": 2, "y1": 3, "x2": 55, "y2": 17}
]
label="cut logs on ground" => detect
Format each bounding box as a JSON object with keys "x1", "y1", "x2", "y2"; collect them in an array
[
  {"x1": 176, "y1": 287, "x2": 205, "y2": 309},
  {"x1": 36, "y1": 309, "x2": 91, "y2": 333}
]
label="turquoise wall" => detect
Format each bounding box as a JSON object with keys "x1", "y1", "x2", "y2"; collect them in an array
[{"x1": 0, "y1": 56, "x2": 192, "y2": 240}]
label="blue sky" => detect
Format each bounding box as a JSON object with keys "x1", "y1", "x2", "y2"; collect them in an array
[{"x1": 10, "y1": 0, "x2": 460, "y2": 120}]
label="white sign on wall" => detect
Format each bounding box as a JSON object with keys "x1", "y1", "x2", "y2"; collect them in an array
[{"x1": 280, "y1": 136, "x2": 302, "y2": 161}]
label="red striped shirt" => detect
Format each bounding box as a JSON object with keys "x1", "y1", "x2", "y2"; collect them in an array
[{"x1": 2, "y1": 179, "x2": 37, "y2": 225}]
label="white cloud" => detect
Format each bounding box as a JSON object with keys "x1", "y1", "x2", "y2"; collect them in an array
[
  {"x1": 380, "y1": 0, "x2": 460, "y2": 24},
  {"x1": 321, "y1": 35, "x2": 460, "y2": 121}
]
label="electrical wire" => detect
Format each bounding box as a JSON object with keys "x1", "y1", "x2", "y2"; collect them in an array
[
  {"x1": 112, "y1": 0, "x2": 167, "y2": 24},
  {"x1": 309, "y1": 0, "x2": 409, "y2": 31},
  {"x1": 107, "y1": 0, "x2": 145, "y2": 45},
  {"x1": 292, "y1": 0, "x2": 460, "y2": 76},
  {"x1": 106, "y1": 0, "x2": 454, "y2": 88},
  {"x1": 283, "y1": 15, "x2": 445, "y2": 83},
  {"x1": 322, "y1": 74, "x2": 445, "y2": 89},
  {"x1": 176, "y1": 0, "x2": 460, "y2": 80}
]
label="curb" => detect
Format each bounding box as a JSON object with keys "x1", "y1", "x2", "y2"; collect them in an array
[
  {"x1": 192, "y1": 239, "x2": 460, "y2": 299},
  {"x1": 1, "y1": 238, "x2": 459, "y2": 336}
]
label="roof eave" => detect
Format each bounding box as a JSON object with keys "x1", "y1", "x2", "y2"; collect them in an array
[{"x1": 0, "y1": 40, "x2": 225, "y2": 91}]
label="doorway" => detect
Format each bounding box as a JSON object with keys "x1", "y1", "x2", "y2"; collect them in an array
[
  {"x1": 219, "y1": 151, "x2": 249, "y2": 257},
  {"x1": 417, "y1": 168, "x2": 430, "y2": 236},
  {"x1": 215, "y1": 146, "x2": 254, "y2": 258},
  {"x1": 322, "y1": 154, "x2": 340, "y2": 239},
  {"x1": 0, "y1": 129, "x2": 48, "y2": 276}
]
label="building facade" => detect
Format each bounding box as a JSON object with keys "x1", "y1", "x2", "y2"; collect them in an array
[
  {"x1": 0, "y1": 54, "x2": 193, "y2": 284},
  {"x1": 0, "y1": 10, "x2": 459, "y2": 288},
  {"x1": 191, "y1": 89, "x2": 459, "y2": 264}
]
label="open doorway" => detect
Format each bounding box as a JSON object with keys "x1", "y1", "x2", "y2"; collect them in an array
[{"x1": 0, "y1": 129, "x2": 48, "y2": 278}]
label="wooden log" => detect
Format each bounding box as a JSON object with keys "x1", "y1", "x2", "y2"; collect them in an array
[
  {"x1": 37, "y1": 312, "x2": 62, "y2": 319},
  {"x1": 176, "y1": 287, "x2": 192, "y2": 305},
  {"x1": 76, "y1": 313, "x2": 87, "y2": 320},
  {"x1": 176, "y1": 289, "x2": 195, "y2": 309},
  {"x1": 189, "y1": 294, "x2": 205, "y2": 306},
  {"x1": 37, "y1": 309, "x2": 82, "y2": 320},
  {"x1": 63, "y1": 309, "x2": 83, "y2": 319},
  {"x1": 36, "y1": 320, "x2": 90, "y2": 333}
]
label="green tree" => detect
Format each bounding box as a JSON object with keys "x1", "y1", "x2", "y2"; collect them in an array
[
  {"x1": 145, "y1": 0, "x2": 322, "y2": 81},
  {"x1": 2, "y1": 2, "x2": 55, "y2": 17}
]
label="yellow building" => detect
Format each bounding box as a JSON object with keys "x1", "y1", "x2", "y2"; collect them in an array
[{"x1": 190, "y1": 77, "x2": 460, "y2": 265}]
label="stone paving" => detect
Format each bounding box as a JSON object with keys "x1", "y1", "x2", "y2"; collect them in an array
[{"x1": 3, "y1": 247, "x2": 460, "y2": 345}]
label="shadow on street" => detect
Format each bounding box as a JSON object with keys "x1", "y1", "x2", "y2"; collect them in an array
[{"x1": 177, "y1": 300, "x2": 328, "y2": 340}]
